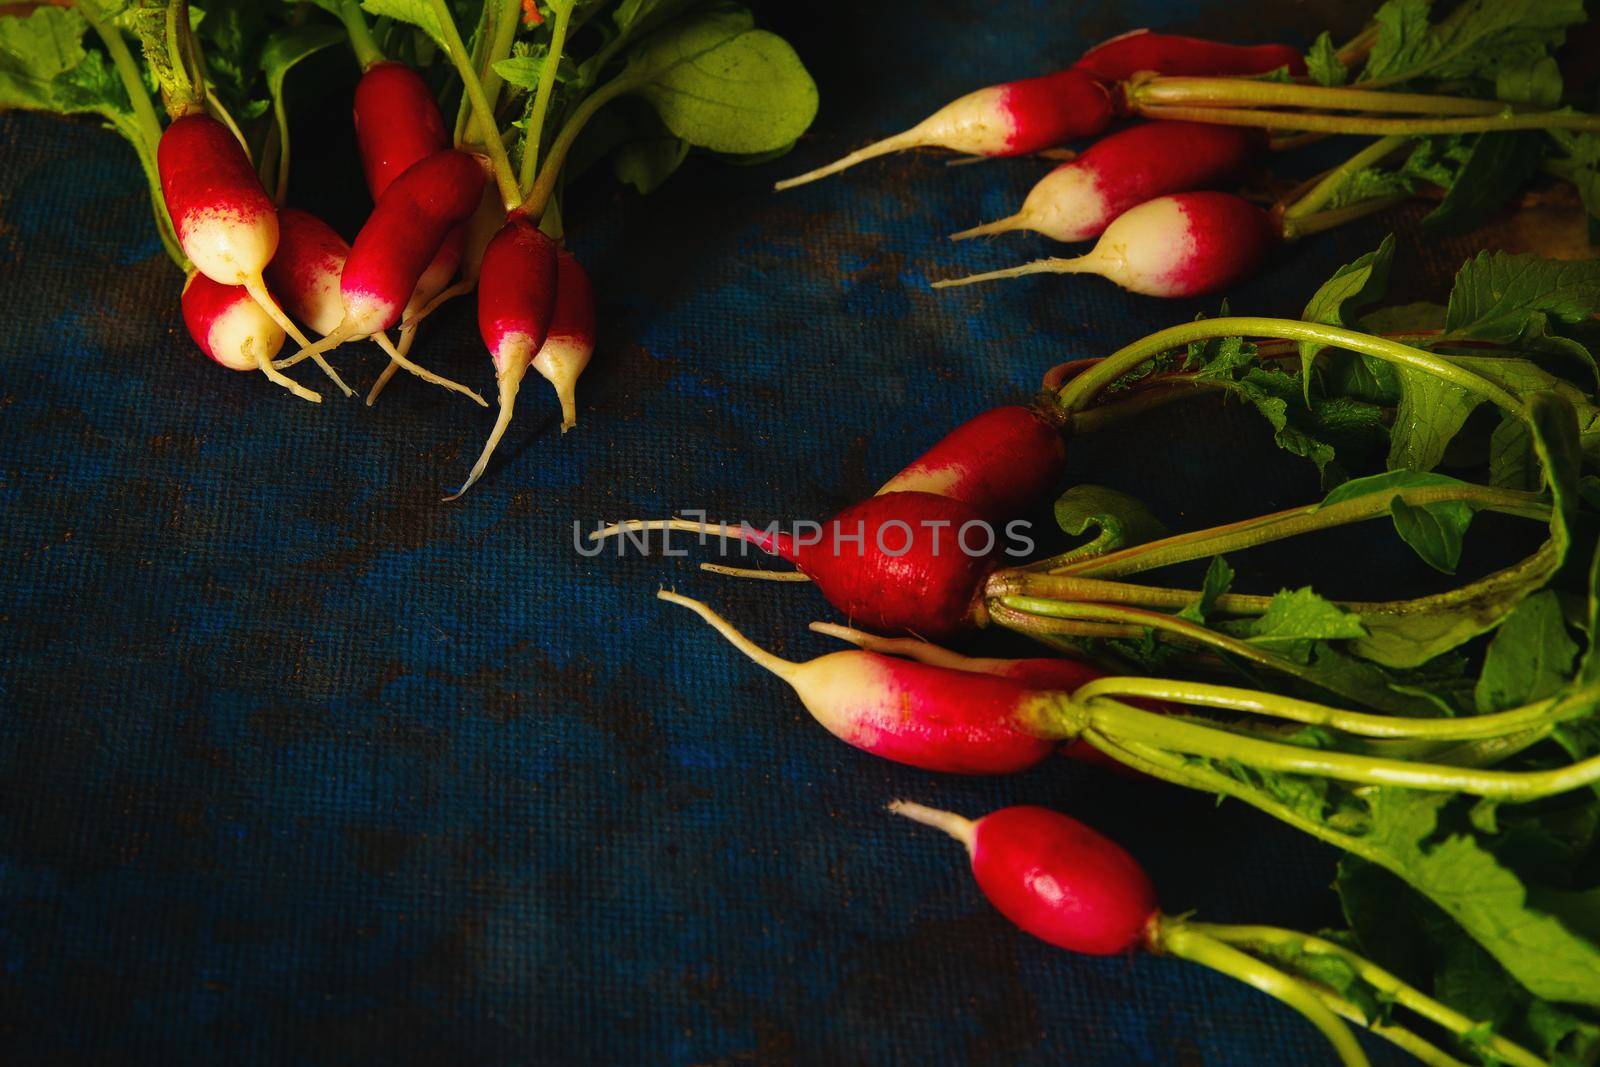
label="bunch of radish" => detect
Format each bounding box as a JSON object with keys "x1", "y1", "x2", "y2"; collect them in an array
[{"x1": 777, "y1": 24, "x2": 1600, "y2": 298}]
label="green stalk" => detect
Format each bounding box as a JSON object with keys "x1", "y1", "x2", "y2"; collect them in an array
[
  {"x1": 1315, "y1": 992, "x2": 1470, "y2": 1067},
  {"x1": 1151, "y1": 922, "x2": 1370, "y2": 1067},
  {"x1": 336, "y1": 0, "x2": 384, "y2": 70},
  {"x1": 1282, "y1": 194, "x2": 1410, "y2": 239},
  {"x1": 1190, "y1": 924, "x2": 1548, "y2": 1067},
  {"x1": 1056, "y1": 317, "x2": 1526, "y2": 420},
  {"x1": 517, "y1": 70, "x2": 637, "y2": 218},
  {"x1": 1282, "y1": 135, "x2": 1411, "y2": 220},
  {"x1": 1130, "y1": 76, "x2": 1512, "y2": 116},
  {"x1": 426, "y1": 0, "x2": 520, "y2": 209},
  {"x1": 462, "y1": 0, "x2": 521, "y2": 145},
  {"x1": 518, "y1": 0, "x2": 576, "y2": 194},
  {"x1": 1133, "y1": 102, "x2": 1600, "y2": 136}
]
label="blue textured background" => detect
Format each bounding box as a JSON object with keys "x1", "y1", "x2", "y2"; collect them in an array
[{"x1": 0, "y1": 1, "x2": 1556, "y2": 1063}]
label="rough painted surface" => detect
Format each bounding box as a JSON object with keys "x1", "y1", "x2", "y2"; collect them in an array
[{"x1": 0, "y1": 1, "x2": 1531, "y2": 1062}]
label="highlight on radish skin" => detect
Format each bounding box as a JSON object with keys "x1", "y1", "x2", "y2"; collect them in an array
[
  {"x1": 531, "y1": 249, "x2": 596, "y2": 432},
  {"x1": 951, "y1": 122, "x2": 1263, "y2": 244},
  {"x1": 659, "y1": 591, "x2": 1059, "y2": 774},
  {"x1": 936, "y1": 192, "x2": 1277, "y2": 298},
  {"x1": 775, "y1": 69, "x2": 1111, "y2": 190}
]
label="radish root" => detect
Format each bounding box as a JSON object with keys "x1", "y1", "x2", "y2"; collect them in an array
[
  {"x1": 249, "y1": 337, "x2": 321, "y2": 403},
  {"x1": 374, "y1": 331, "x2": 486, "y2": 406},
  {"x1": 243, "y1": 275, "x2": 352, "y2": 396},
  {"x1": 774, "y1": 129, "x2": 921, "y2": 191},
  {"x1": 444, "y1": 361, "x2": 525, "y2": 500},
  {"x1": 932, "y1": 257, "x2": 1084, "y2": 289},
  {"x1": 887, "y1": 800, "x2": 978, "y2": 852}
]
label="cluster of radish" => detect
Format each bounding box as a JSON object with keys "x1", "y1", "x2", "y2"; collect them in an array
[
  {"x1": 776, "y1": 26, "x2": 1599, "y2": 298},
  {"x1": 161, "y1": 9, "x2": 593, "y2": 498}
]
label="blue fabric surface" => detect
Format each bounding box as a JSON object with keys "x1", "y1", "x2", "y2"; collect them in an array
[{"x1": 0, "y1": 2, "x2": 1516, "y2": 1063}]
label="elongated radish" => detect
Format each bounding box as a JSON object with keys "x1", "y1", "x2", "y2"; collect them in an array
[
  {"x1": 876, "y1": 405, "x2": 1066, "y2": 519},
  {"x1": 264, "y1": 209, "x2": 483, "y2": 404},
  {"x1": 281, "y1": 149, "x2": 488, "y2": 367},
  {"x1": 1073, "y1": 29, "x2": 1307, "y2": 81},
  {"x1": 891, "y1": 801, "x2": 1376, "y2": 1067},
  {"x1": 531, "y1": 249, "x2": 596, "y2": 432},
  {"x1": 952, "y1": 122, "x2": 1263, "y2": 243},
  {"x1": 446, "y1": 217, "x2": 560, "y2": 499},
  {"x1": 596, "y1": 492, "x2": 997, "y2": 638},
  {"x1": 180, "y1": 271, "x2": 315, "y2": 402},
  {"x1": 775, "y1": 69, "x2": 1111, "y2": 190},
  {"x1": 158, "y1": 113, "x2": 350, "y2": 397},
  {"x1": 660, "y1": 592, "x2": 1057, "y2": 774},
  {"x1": 935, "y1": 192, "x2": 1277, "y2": 298},
  {"x1": 352, "y1": 61, "x2": 450, "y2": 198}
]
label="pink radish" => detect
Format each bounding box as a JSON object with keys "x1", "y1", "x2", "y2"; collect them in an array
[
  {"x1": 660, "y1": 591, "x2": 1057, "y2": 774},
  {"x1": 264, "y1": 210, "x2": 484, "y2": 404},
  {"x1": 935, "y1": 191, "x2": 1277, "y2": 298},
  {"x1": 279, "y1": 150, "x2": 488, "y2": 367},
  {"x1": 1073, "y1": 29, "x2": 1307, "y2": 81},
  {"x1": 179, "y1": 271, "x2": 314, "y2": 401},
  {"x1": 597, "y1": 492, "x2": 997, "y2": 638},
  {"x1": 875, "y1": 405, "x2": 1066, "y2": 520},
  {"x1": 447, "y1": 216, "x2": 560, "y2": 499},
  {"x1": 353, "y1": 62, "x2": 450, "y2": 198},
  {"x1": 158, "y1": 113, "x2": 347, "y2": 398},
  {"x1": 774, "y1": 69, "x2": 1112, "y2": 190},
  {"x1": 531, "y1": 250, "x2": 596, "y2": 432},
  {"x1": 952, "y1": 121, "x2": 1263, "y2": 243}
]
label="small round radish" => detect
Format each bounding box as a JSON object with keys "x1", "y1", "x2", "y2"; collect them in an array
[
  {"x1": 281, "y1": 149, "x2": 488, "y2": 367},
  {"x1": 891, "y1": 802, "x2": 1157, "y2": 954},
  {"x1": 353, "y1": 62, "x2": 450, "y2": 200},
  {"x1": 1073, "y1": 29, "x2": 1307, "y2": 81},
  {"x1": 876, "y1": 405, "x2": 1067, "y2": 520},
  {"x1": 531, "y1": 249, "x2": 596, "y2": 433},
  {"x1": 447, "y1": 216, "x2": 560, "y2": 499},
  {"x1": 179, "y1": 271, "x2": 318, "y2": 402},
  {"x1": 935, "y1": 192, "x2": 1277, "y2": 298},
  {"x1": 775, "y1": 69, "x2": 1111, "y2": 190},
  {"x1": 952, "y1": 122, "x2": 1263, "y2": 243},
  {"x1": 265, "y1": 209, "x2": 483, "y2": 403},
  {"x1": 660, "y1": 592, "x2": 1058, "y2": 774},
  {"x1": 159, "y1": 113, "x2": 349, "y2": 398}
]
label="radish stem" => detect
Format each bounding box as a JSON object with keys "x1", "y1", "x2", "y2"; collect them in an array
[
  {"x1": 427, "y1": 0, "x2": 520, "y2": 209},
  {"x1": 1282, "y1": 135, "x2": 1410, "y2": 220},
  {"x1": 518, "y1": 0, "x2": 576, "y2": 195},
  {"x1": 519, "y1": 72, "x2": 637, "y2": 218},
  {"x1": 336, "y1": 0, "x2": 384, "y2": 70},
  {"x1": 1133, "y1": 103, "x2": 1600, "y2": 136},
  {"x1": 1130, "y1": 76, "x2": 1516, "y2": 116}
]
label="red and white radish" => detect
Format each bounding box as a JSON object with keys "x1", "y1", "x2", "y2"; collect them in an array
[
  {"x1": 280, "y1": 149, "x2": 488, "y2": 367},
  {"x1": 660, "y1": 591, "x2": 1058, "y2": 774},
  {"x1": 774, "y1": 69, "x2": 1112, "y2": 190},
  {"x1": 158, "y1": 113, "x2": 348, "y2": 398},
  {"x1": 952, "y1": 121, "x2": 1263, "y2": 243},
  {"x1": 447, "y1": 216, "x2": 560, "y2": 499},
  {"x1": 531, "y1": 249, "x2": 596, "y2": 432},
  {"x1": 875, "y1": 405, "x2": 1066, "y2": 520},
  {"x1": 264, "y1": 209, "x2": 484, "y2": 404},
  {"x1": 597, "y1": 491, "x2": 997, "y2": 638},
  {"x1": 935, "y1": 191, "x2": 1277, "y2": 298},
  {"x1": 180, "y1": 271, "x2": 314, "y2": 401},
  {"x1": 1073, "y1": 29, "x2": 1307, "y2": 81}
]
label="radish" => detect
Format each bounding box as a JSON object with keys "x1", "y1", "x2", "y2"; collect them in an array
[
  {"x1": 530, "y1": 249, "x2": 596, "y2": 433},
  {"x1": 952, "y1": 121, "x2": 1263, "y2": 243},
  {"x1": 352, "y1": 61, "x2": 450, "y2": 198},
  {"x1": 1073, "y1": 29, "x2": 1307, "y2": 81},
  {"x1": 934, "y1": 192, "x2": 1277, "y2": 298},
  {"x1": 890, "y1": 801, "x2": 1379, "y2": 1066},
  {"x1": 157, "y1": 113, "x2": 349, "y2": 398},
  {"x1": 446, "y1": 216, "x2": 560, "y2": 500},
  {"x1": 279, "y1": 149, "x2": 488, "y2": 367},
  {"x1": 875, "y1": 405, "x2": 1066, "y2": 520},
  {"x1": 774, "y1": 69, "x2": 1112, "y2": 190},
  {"x1": 659, "y1": 592, "x2": 1057, "y2": 774},
  {"x1": 179, "y1": 271, "x2": 316, "y2": 402},
  {"x1": 596, "y1": 492, "x2": 997, "y2": 638},
  {"x1": 264, "y1": 209, "x2": 484, "y2": 404}
]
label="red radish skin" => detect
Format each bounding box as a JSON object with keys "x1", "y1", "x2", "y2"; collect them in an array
[
  {"x1": 265, "y1": 209, "x2": 483, "y2": 403},
  {"x1": 597, "y1": 492, "x2": 998, "y2": 638},
  {"x1": 178, "y1": 271, "x2": 316, "y2": 401},
  {"x1": 447, "y1": 217, "x2": 560, "y2": 499},
  {"x1": 952, "y1": 122, "x2": 1264, "y2": 243},
  {"x1": 890, "y1": 802, "x2": 1158, "y2": 955},
  {"x1": 935, "y1": 192, "x2": 1277, "y2": 298},
  {"x1": 661, "y1": 592, "x2": 1058, "y2": 774},
  {"x1": 158, "y1": 114, "x2": 346, "y2": 398},
  {"x1": 775, "y1": 69, "x2": 1111, "y2": 190},
  {"x1": 282, "y1": 150, "x2": 488, "y2": 368},
  {"x1": 531, "y1": 250, "x2": 596, "y2": 432},
  {"x1": 352, "y1": 62, "x2": 450, "y2": 200},
  {"x1": 876, "y1": 405, "x2": 1066, "y2": 519},
  {"x1": 1074, "y1": 29, "x2": 1307, "y2": 81}
]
